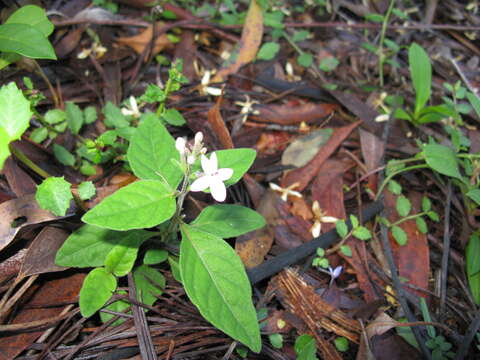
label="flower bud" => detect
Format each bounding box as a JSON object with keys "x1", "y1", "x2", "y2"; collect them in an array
[{"x1": 175, "y1": 137, "x2": 186, "y2": 154}]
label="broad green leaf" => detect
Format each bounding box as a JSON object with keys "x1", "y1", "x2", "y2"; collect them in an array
[
  {"x1": 65, "y1": 102, "x2": 84, "y2": 134},
  {"x1": 79, "y1": 267, "x2": 117, "y2": 317},
  {"x1": 319, "y1": 56, "x2": 339, "y2": 72},
  {"x1": 168, "y1": 256, "x2": 182, "y2": 283},
  {"x1": 0, "y1": 82, "x2": 32, "y2": 140},
  {"x1": 466, "y1": 231, "x2": 480, "y2": 304},
  {"x1": 78, "y1": 181, "x2": 96, "y2": 200},
  {"x1": 294, "y1": 334, "x2": 318, "y2": 360},
  {"x1": 104, "y1": 233, "x2": 148, "y2": 276},
  {"x1": 269, "y1": 334, "x2": 283, "y2": 349},
  {"x1": 215, "y1": 148, "x2": 256, "y2": 186},
  {"x1": 29, "y1": 127, "x2": 48, "y2": 143},
  {"x1": 416, "y1": 217, "x2": 428, "y2": 234},
  {"x1": 392, "y1": 225, "x2": 408, "y2": 245},
  {"x1": 82, "y1": 180, "x2": 176, "y2": 231},
  {"x1": 427, "y1": 210, "x2": 439, "y2": 222},
  {"x1": 0, "y1": 23, "x2": 56, "y2": 59},
  {"x1": 387, "y1": 180, "x2": 402, "y2": 195},
  {"x1": 53, "y1": 144, "x2": 75, "y2": 166},
  {"x1": 0, "y1": 127, "x2": 11, "y2": 169},
  {"x1": 44, "y1": 109, "x2": 66, "y2": 124},
  {"x1": 334, "y1": 337, "x2": 349, "y2": 352},
  {"x1": 423, "y1": 143, "x2": 461, "y2": 179},
  {"x1": 100, "y1": 290, "x2": 130, "y2": 326},
  {"x1": 467, "y1": 92, "x2": 480, "y2": 118},
  {"x1": 55, "y1": 225, "x2": 151, "y2": 267},
  {"x1": 35, "y1": 176, "x2": 72, "y2": 216},
  {"x1": 466, "y1": 188, "x2": 480, "y2": 206},
  {"x1": 257, "y1": 42, "x2": 280, "y2": 60},
  {"x1": 396, "y1": 195, "x2": 411, "y2": 217},
  {"x1": 162, "y1": 108, "x2": 186, "y2": 126},
  {"x1": 6, "y1": 5, "x2": 54, "y2": 36},
  {"x1": 190, "y1": 204, "x2": 265, "y2": 238},
  {"x1": 336, "y1": 220, "x2": 348, "y2": 238},
  {"x1": 133, "y1": 264, "x2": 165, "y2": 306},
  {"x1": 127, "y1": 113, "x2": 182, "y2": 189},
  {"x1": 84, "y1": 106, "x2": 97, "y2": 124},
  {"x1": 144, "y1": 249, "x2": 168, "y2": 264},
  {"x1": 103, "y1": 101, "x2": 129, "y2": 128},
  {"x1": 180, "y1": 225, "x2": 261, "y2": 352},
  {"x1": 297, "y1": 53, "x2": 313, "y2": 68},
  {"x1": 340, "y1": 245, "x2": 352, "y2": 257},
  {"x1": 352, "y1": 226, "x2": 371, "y2": 241},
  {"x1": 408, "y1": 43, "x2": 431, "y2": 114},
  {"x1": 349, "y1": 215, "x2": 359, "y2": 229}
]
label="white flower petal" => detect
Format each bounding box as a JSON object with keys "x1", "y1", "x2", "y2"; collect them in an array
[
  {"x1": 176, "y1": 137, "x2": 186, "y2": 153},
  {"x1": 217, "y1": 168, "x2": 233, "y2": 181},
  {"x1": 311, "y1": 221, "x2": 321, "y2": 238},
  {"x1": 269, "y1": 183, "x2": 281, "y2": 191},
  {"x1": 332, "y1": 266, "x2": 343, "y2": 279},
  {"x1": 190, "y1": 175, "x2": 211, "y2": 192},
  {"x1": 209, "y1": 176, "x2": 227, "y2": 202},
  {"x1": 322, "y1": 216, "x2": 339, "y2": 223},
  {"x1": 200, "y1": 155, "x2": 211, "y2": 174}
]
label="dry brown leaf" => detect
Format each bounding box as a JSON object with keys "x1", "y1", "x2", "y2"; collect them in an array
[
  {"x1": 212, "y1": 0, "x2": 263, "y2": 83},
  {"x1": 116, "y1": 22, "x2": 173, "y2": 56},
  {"x1": 207, "y1": 95, "x2": 234, "y2": 149}
]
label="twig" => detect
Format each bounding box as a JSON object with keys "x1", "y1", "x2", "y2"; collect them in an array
[
  {"x1": 440, "y1": 181, "x2": 452, "y2": 314},
  {"x1": 454, "y1": 310, "x2": 480, "y2": 360}
]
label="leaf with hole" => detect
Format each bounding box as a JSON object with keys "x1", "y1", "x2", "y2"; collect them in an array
[
  {"x1": 180, "y1": 224, "x2": 261, "y2": 352},
  {"x1": 82, "y1": 180, "x2": 175, "y2": 231}
]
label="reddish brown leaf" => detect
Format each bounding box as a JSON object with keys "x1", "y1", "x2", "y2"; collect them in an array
[
  {"x1": 0, "y1": 273, "x2": 84, "y2": 360},
  {"x1": 116, "y1": 22, "x2": 173, "y2": 56},
  {"x1": 384, "y1": 191, "x2": 430, "y2": 299},
  {"x1": 2, "y1": 158, "x2": 37, "y2": 197},
  {"x1": 252, "y1": 102, "x2": 338, "y2": 125},
  {"x1": 282, "y1": 121, "x2": 361, "y2": 191},
  {"x1": 212, "y1": 0, "x2": 263, "y2": 83},
  {"x1": 207, "y1": 96, "x2": 234, "y2": 149}
]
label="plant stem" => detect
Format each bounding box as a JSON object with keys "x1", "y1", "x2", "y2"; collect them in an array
[
  {"x1": 33, "y1": 60, "x2": 59, "y2": 108},
  {"x1": 376, "y1": 163, "x2": 429, "y2": 200},
  {"x1": 378, "y1": 0, "x2": 396, "y2": 87},
  {"x1": 156, "y1": 75, "x2": 172, "y2": 117},
  {"x1": 9, "y1": 144, "x2": 51, "y2": 179}
]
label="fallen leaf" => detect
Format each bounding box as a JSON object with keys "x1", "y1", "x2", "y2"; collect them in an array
[
  {"x1": 359, "y1": 128, "x2": 385, "y2": 194},
  {"x1": 282, "y1": 128, "x2": 333, "y2": 168},
  {"x1": 282, "y1": 121, "x2": 361, "y2": 191},
  {"x1": 252, "y1": 102, "x2": 338, "y2": 125},
  {"x1": 207, "y1": 95, "x2": 234, "y2": 149},
  {"x1": 212, "y1": 0, "x2": 263, "y2": 83},
  {"x1": 116, "y1": 22, "x2": 173, "y2": 56}
]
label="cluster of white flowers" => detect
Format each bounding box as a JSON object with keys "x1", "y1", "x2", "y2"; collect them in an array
[{"x1": 175, "y1": 132, "x2": 233, "y2": 202}]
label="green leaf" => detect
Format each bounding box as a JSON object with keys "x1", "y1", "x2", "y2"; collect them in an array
[
  {"x1": 388, "y1": 180, "x2": 402, "y2": 195},
  {"x1": 180, "y1": 225, "x2": 261, "y2": 352},
  {"x1": 336, "y1": 219, "x2": 348, "y2": 238},
  {"x1": 215, "y1": 148, "x2": 257, "y2": 186},
  {"x1": 162, "y1": 108, "x2": 186, "y2": 126},
  {"x1": 55, "y1": 225, "x2": 151, "y2": 267},
  {"x1": 427, "y1": 211, "x2": 440, "y2": 222},
  {"x1": 396, "y1": 195, "x2": 411, "y2": 217},
  {"x1": 297, "y1": 53, "x2": 313, "y2": 68},
  {"x1": 190, "y1": 204, "x2": 265, "y2": 238},
  {"x1": 29, "y1": 127, "x2": 48, "y2": 143},
  {"x1": 466, "y1": 231, "x2": 480, "y2": 304},
  {"x1": 82, "y1": 180, "x2": 176, "y2": 231},
  {"x1": 416, "y1": 217, "x2": 428, "y2": 234},
  {"x1": 127, "y1": 113, "x2": 182, "y2": 189},
  {"x1": 423, "y1": 143, "x2": 461, "y2": 179},
  {"x1": 409, "y1": 43, "x2": 431, "y2": 114},
  {"x1": 419, "y1": 297, "x2": 435, "y2": 337},
  {"x1": 340, "y1": 245, "x2": 352, "y2": 257},
  {"x1": 100, "y1": 290, "x2": 130, "y2": 326},
  {"x1": 84, "y1": 106, "x2": 97, "y2": 124},
  {"x1": 257, "y1": 42, "x2": 280, "y2": 60},
  {"x1": 36, "y1": 176, "x2": 72, "y2": 216},
  {"x1": 422, "y1": 196, "x2": 432, "y2": 212},
  {"x1": 6, "y1": 5, "x2": 54, "y2": 37},
  {"x1": 334, "y1": 337, "x2": 349, "y2": 352},
  {"x1": 392, "y1": 225, "x2": 408, "y2": 246},
  {"x1": 0, "y1": 23, "x2": 56, "y2": 59},
  {"x1": 65, "y1": 102, "x2": 84, "y2": 134},
  {"x1": 168, "y1": 256, "x2": 182, "y2": 283},
  {"x1": 103, "y1": 101, "x2": 129, "y2": 128},
  {"x1": 0, "y1": 82, "x2": 32, "y2": 140},
  {"x1": 53, "y1": 144, "x2": 75, "y2": 166},
  {"x1": 349, "y1": 214, "x2": 359, "y2": 229},
  {"x1": 144, "y1": 249, "x2": 168, "y2": 264},
  {"x1": 466, "y1": 188, "x2": 480, "y2": 206},
  {"x1": 79, "y1": 267, "x2": 117, "y2": 317},
  {"x1": 294, "y1": 334, "x2": 318, "y2": 360},
  {"x1": 364, "y1": 13, "x2": 384, "y2": 23},
  {"x1": 467, "y1": 92, "x2": 480, "y2": 118},
  {"x1": 78, "y1": 181, "x2": 96, "y2": 200},
  {"x1": 104, "y1": 233, "x2": 148, "y2": 276},
  {"x1": 133, "y1": 264, "x2": 165, "y2": 306},
  {"x1": 353, "y1": 226, "x2": 371, "y2": 241},
  {"x1": 319, "y1": 57, "x2": 339, "y2": 72},
  {"x1": 292, "y1": 30, "x2": 310, "y2": 42},
  {"x1": 0, "y1": 127, "x2": 10, "y2": 169},
  {"x1": 269, "y1": 334, "x2": 283, "y2": 349},
  {"x1": 44, "y1": 109, "x2": 66, "y2": 124}
]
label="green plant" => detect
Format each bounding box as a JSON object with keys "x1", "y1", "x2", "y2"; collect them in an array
[
  {"x1": 36, "y1": 95, "x2": 266, "y2": 352},
  {"x1": 294, "y1": 334, "x2": 318, "y2": 360},
  {"x1": 466, "y1": 231, "x2": 480, "y2": 304},
  {"x1": 0, "y1": 5, "x2": 56, "y2": 69}
]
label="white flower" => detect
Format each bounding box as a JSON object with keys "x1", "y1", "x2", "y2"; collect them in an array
[
  {"x1": 190, "y1": 152, "x2": 233, "y2": 202},
  {"x1": 121, "y1": 96, "x2": 141, "y2": 118},
  {"x1": 328, "y1": 265, "x2": 343, "y2": 280},
  {"x1": 310, "y1": 201, "x2": 338, "y2": 238},
  {"x1": 175, "y1": 137, "x2": 186, "y2": 154},
  {"x1": 269, "y1": 182, "x2": 302, "y2": 201}
]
